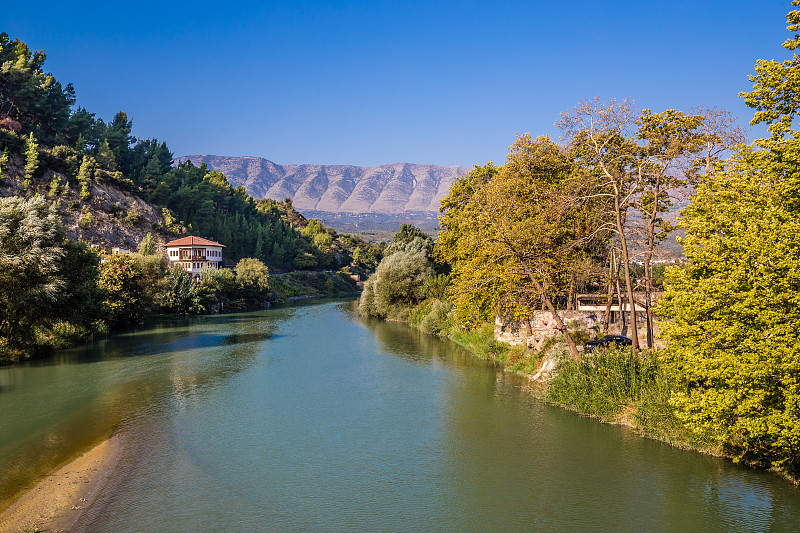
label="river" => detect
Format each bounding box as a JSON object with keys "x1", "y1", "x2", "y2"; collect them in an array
[{"x1": 1, "y1": 300, "x2": 799, "y2": 532}]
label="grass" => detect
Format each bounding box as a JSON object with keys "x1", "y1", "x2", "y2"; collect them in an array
[
  {"x1": 547, "y1": 347, "x2": 663, "y2": 420},
  {"x1": 450, "y1": 322, "x2": 510, "y2": 361},
  {"x1": 544, "y1": 346, "x2": 710, "y2": 449}
]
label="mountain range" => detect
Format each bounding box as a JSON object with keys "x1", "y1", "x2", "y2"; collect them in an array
[{"x1": 176, "y1": 155, "x2": 470, "y2": 214}]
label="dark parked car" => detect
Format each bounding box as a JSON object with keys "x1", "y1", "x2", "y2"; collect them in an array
[{"x1": 583, "y1": 335, "x2": 633, "y2": 352}]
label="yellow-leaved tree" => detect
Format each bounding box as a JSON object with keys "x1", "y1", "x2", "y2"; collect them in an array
[{"x1": 437, "y1": 135, "x2": 611, "y2": 359}]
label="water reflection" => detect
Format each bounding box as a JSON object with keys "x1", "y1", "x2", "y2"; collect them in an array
[
  {"x1": 0, "y1": 308, "x2": 280, "y2": 506},
  {"x1": 3, "y1": 301, "x2": 800, "y2": 532},
  {"x1": 355, "y1": 306, "x2": 800, "y2": 532}
]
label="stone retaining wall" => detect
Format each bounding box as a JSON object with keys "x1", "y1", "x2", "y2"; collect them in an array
[{"x1": 495, "y1": 310, "x2": 660, "y2": 350}]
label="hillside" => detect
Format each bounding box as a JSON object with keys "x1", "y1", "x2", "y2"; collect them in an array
[
  {"x1": 176, "y1": 155, "x2": 469, "y2": 215},
  {"x1": 0, "y1": 150, "x2": 176, "y2": 252}
]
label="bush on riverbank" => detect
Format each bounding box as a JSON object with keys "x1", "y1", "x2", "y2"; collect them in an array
[{"x1": 545, "y1": 347, "x2": 709, "y2": 448}]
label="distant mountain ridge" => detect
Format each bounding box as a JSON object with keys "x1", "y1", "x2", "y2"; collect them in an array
[{"x1": 175, "y1": 155, "x2": 470, "y2": 214}]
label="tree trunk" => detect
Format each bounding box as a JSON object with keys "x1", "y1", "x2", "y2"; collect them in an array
[
  {"x1": 602, "y1": 252, "x2": 615, "y2": 334},
  {"x1": 613, "y1": 186, "x2": 639, "y2": 349},
  {"x1": 642, "y1": 174, "x2": 662, "y2": 349},
  {"x1": 614, "y1": 255, "x2": 625, "y2": 329},
  {"x1": 643, "y1": 229, "x2": 655, "y2": 349},
  {"x1": 567, "y1": 273, "x2": 576, "y2": 311},
  {"x1": 496, "y1": 237, "x2": 581, "y2": 359}
]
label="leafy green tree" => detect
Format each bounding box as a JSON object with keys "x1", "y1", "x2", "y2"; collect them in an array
[
  {"x1": 103, "y1": 111, "x2": 133, "y2": 174},
  {"x1": 24, "y1": 133, "x2": 38, "y2": 184},
  {"x1": 0, "y1": 33, "x2": 75, "y2": 145},
  {"x1": 138, "y1": 232, "x2": 155, "y2": 255},
  {"x1": 559, "y1": 99, "x2": 644, "y2": 349},
  {"x1": 293, "y1": 251, "x2": 318, "y2": 270},
  {"x1": 159, "y1": 267, "x2": 204, "y2": 315},
  {"x1": 201, "y1": 267, "x2": 237, "y2": 308},
  {"x1": 0, "y1": 196, "x2": 66, "y2": 354},
  {"x1": 742, "y1": 0, "x2": 800, "y2": 143},
  {"x1": 236, "y1": 258, "x2": 270, "y2": 289},
  {"x1": 139, "y1": 155, "x2": 163, "y2": 198},
  {"x1": 133, "y1": 252, "x2": 168, "y2": 311},
  {"x1": 77, "y1": 155, "x2": 95, "y2": 198},
  {"x1": 48, "y1": 175, "x2": 61, "y2": 199},
  {"x1": 659, "y1": 144, "x2": 800, "y2": 474},
  {"x1": 359, "y1": 237, "x2": 434, "y2": 319},
  {"x1": 423, "y1": 273, "x2": 451, "y2": 301},
  {"x1": 95, "y1": 139, "x2": 116, "y2": 171},
  {"x1": 437, "y1": 136, "x2": 610, "y2": 357},
  {"x1": 394, "y1": 223, "x2": 431, "y2": 246},
  {"x1": 633, "y1": 109, "x2": 705, "y2": 347},
  {"x1": 437, "y1": 163, "x2": 505, "y2": 327},
  {"x1": 236, "y1": 257, "x2": 270, "y2": 306},
  {"x1": 661, "y1": 3, "x2": 800, "y2": 475},
  {"x1": 98, "y1": 253, "x2": 145, "y2": 325},
  {"x1": 46, "y1": 239, "x2": 104, "y2": 342}
]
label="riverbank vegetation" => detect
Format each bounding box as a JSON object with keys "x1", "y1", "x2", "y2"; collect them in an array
[
  {"x1": 360, "y1": 3, "x2": 800, "y2": 481},
  {"x1": 0, "y1": 193, "x2": 359, "y2": 364}
]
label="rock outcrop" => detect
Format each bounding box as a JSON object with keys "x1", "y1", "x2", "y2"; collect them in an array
[{"x1": 176, "y1": 155, "x2": 469, "y2": 214}]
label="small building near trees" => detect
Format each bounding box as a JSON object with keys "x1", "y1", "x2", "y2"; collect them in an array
[{"x1": 164, "y1": 236, "x2": 225, "y2": 279}]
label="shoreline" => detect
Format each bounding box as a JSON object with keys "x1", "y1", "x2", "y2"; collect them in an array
[
  {"x1": 389, "y1": 310, "x2": 800, "y2": 487},
  {"x1": 0, "y1": 435, "x2": 121, "y2": 533}
]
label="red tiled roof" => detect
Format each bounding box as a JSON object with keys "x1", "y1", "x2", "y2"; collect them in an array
[{"x1": 164, "y1": 236, "x2": 226, "y2": 247}]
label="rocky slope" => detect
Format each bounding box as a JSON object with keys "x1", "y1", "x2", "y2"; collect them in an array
[
  {"x1": 0, "y1": 153, "x2": 176, "y2": 252},
  {"x1": 176, "y1": 155, "x2": 469, "y2": 214}
]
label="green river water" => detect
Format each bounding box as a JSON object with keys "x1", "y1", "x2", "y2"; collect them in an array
[{"x1": 1, "y1": 300, "x2": 799, "y2": 532}]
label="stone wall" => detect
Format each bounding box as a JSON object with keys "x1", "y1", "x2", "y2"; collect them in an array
[{"x1": 494, "y1": 311, "x2": 660, "y2": 350}]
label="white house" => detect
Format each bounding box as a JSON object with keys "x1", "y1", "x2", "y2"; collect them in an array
[{"x1": 164, "y1": 236, "x2": 225, "y2": 279}]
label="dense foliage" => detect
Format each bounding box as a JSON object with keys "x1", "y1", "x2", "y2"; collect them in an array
[
  {"x1": 438, "y1": 136, "x2": 610, "y2": 338},
  {"x1": 658, "y1": 4, "x2": 800, "y2": 474},
  {"x1": 0, "y1": 195, "x2": 359, "y2": 363},
  {"x1": 0, "y1": 196, "x2": 101, "y2": 357},
  {"x1": 359, "y1": 237, "x2": 435, "y2": 319},
  {"x1": 659, "y1": 144, "x2": 800, "y2": 473}
]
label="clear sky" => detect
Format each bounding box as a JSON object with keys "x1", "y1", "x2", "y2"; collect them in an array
[{"x1": 3, "y1": 1, "x2": 791, "y2": 167}]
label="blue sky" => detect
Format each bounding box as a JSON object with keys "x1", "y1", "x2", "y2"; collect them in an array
[{"x1": 3, "y1": 1, "x2": 791, "y2": 166}]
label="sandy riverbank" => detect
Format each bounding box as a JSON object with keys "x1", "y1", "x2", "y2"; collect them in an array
[{"x1": 0, "y1": 436, "x2": 121, "y2": 533}]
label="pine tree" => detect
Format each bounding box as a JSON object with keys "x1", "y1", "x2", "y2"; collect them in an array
[
  {"x1": 138, "y1": 232, "x2": 155, "y2": 256},
  {"x1": 0, "y1": 150, "x2": 8, "y2": 183},
  {"x1": 77, "y1": 156, "x2": 94, "y2": 199},
  {"x1": 139, "y1": 155, "x2": 163, "y2": 197},
  {"x1": 95, "y1": 139, "x2": 116, "y2": 171},
  {"x1": 22, "y1": 134, "x2": 39, "y2": 192}
]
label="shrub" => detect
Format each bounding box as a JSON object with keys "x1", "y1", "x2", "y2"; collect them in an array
[
  {"x1": 79, "y1": 211, "x2": 92, "y2": 229},
  {"x1": 124, "y1": 209, "x2": 142, "y2": 227},
  {"x1": 547, "y1": 348, "x2": 667, "y2": 422},
  {"x1": 419, "y1": 299, "x2": 453, "y2": 337},
  {"x1": 360, "y1": 238, "x2": 434, "y2": 318}
]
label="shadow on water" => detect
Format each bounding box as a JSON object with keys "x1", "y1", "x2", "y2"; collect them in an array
[
  {"x1": 19, "y1": 309, "x2": 293, "y2": 369},
  {"x1": 221, "y1": 332, "x2": 277, "y2": 345}
]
